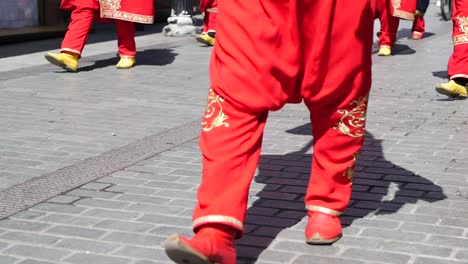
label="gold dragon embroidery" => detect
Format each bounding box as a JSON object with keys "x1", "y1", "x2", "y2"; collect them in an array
[
  {"x1": 453, "y1": 16, "x2": 468, "y2": 45},
  {"x1": 334, "y1": 96, "x2": 368, "y2": 138},
  {"x1": 202, "y1": 89, "x2": 229, "y2": 132},
  {"x1": 343, "y1": 154, "x2": 358, "y2": 181}
]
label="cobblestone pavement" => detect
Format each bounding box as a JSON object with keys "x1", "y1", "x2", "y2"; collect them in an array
[{"x1": 0, "y1": 4, "x2": 467, "y2": 264}]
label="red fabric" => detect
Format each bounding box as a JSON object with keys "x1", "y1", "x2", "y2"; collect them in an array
[
  {"x1": 376, "y1": 0, "x2": 400, "y2": 47},
  {"x1": 391, "y1": 0, "x2": 417, "y2": 20},
  {"x1": 61, "y1": 4, "x2": 135, "y2": 56},
  {"x1": 61, "y1": 6, "x2": 96, "y2": 55},
  {"x1": 412, "y1": 15, "x2": 425, "y2": 34},
  {"x1": 448, "y1": 0, "x2": 468, "y2": 79},
  {"x1": 60, "y1": 0, "x2": 99, "y2": 10},
  {"x1": 115, "y1": 19, "x2": 136, "y2": 56},
  {"x1": 100, "y1": 0, "x2": 154, "y2": 24},
  {"x1": 193, "y1": 0, "x2": 374, "y2": 236},
  {"x1": 61, "y1": 0, "x2": 154, "y2": 24},
  {"x1": 200, "y1": 0, "x2": 217, "y2": 32}
]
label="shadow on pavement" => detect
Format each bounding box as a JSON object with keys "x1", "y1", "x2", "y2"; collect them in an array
[
  {"x1": 76, "y1": 48, "x2": 178, "y2": 72},
  {"x1": 236, "y1": 123, "x2": 447, "y2": 263},
  {"x1": 433, "y1": 70, "x2": 448, "y2": 79}
]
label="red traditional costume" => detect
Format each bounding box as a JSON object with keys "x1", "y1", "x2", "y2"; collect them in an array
[
  {"x1": 199, "y1": 0, "x2": 217, "y2": 33},
  {"x1": 375, "y1": 0, "x2": 416, "y2": 55},
  {"x1": 435, "y1": 0, "x2": 468, "y2": 97},
  {"x1": 45, "y1": 0, "x2": 153, "y2": 71},
  {"x1": 165, "y1": 0, "x2": 375, "y2": 263},
  {"x1": 195, "y1": 0, "x2": 218, "y2": 46}
]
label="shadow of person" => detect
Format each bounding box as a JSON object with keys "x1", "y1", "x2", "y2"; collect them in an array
[
  {"x1": 77, "y1": 48, "x2": 178, "y2": 72},
  {"x1": 391, "y1": 43, "x2": 416, "y2": 55},
  {"x1": 236, "y1": 123, "x2": 447, "y2": 263},
  {"x1": 432, "y1": 70, "x2": 448, "y2": 79}
]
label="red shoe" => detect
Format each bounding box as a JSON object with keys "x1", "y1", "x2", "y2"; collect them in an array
[
  {"x1": 412, "y1": 31, "x2": 423, "y2": 40},
  {"x1": 164, "y1": 226, "x2": 237, "y2": 264},
  {"x1": 305, "y1": 211, "x2": 342, "y2": 245}
]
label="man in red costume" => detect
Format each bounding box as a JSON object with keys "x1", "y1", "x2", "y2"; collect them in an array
[
  {"x1": 195, "y1": 0, "x2": 217, "y2": 46},
  {"x1": 164, "y1": 1, "x2": 376, "y2": 263},
  {"x1": 375, "y1": 0, "x2": 416, "y2": 56},
  {"x1": 45, "y1": 0, "x2": 154, "y2": 72},
  {"x1": 436, "y1": 0, "x2": 468, "y2": 98}
]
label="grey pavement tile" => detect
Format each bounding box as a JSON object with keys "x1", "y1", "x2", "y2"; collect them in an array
[
  {"x1": 18, "y1": 260, "x2": 60, "y2": 264},
  {"x1": 0, "y1": 256, "x2": 21, "y2": 264},
  {"x1": 3, "y1": 244, "x2": 71, "y2": 261},
  {"x1": 101, "y1": 231, "x2": 165, "y2": 247},
  {"x1": 0, "y1": 219, "x2": 50, "y2": 232},
  {"x1": 64, "y1": 253, "x2": 131, "y2": 264},
  {"x1": 93, "y1": 219, "x2": 155, "y2": 233},
  {"x1": 45, "y1": 225, "x2": 107, "y2": 239},
  {"x1": 0, "y1": 231, "x2": 60, "y2": 245},
  {"x1": 36, "y1": 214, "x2": 101, "y2": 227},
  {"x1": 340, "y1": 248, "x2": 411, "y2": 264},
  {"x1": 54, "y1": 238, "x2": 120, "y2": 254}
]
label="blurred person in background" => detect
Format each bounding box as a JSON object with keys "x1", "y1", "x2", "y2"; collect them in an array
[
  {"x1": 375, "y1": 0, "x2": 417, "y2": 56},
  {"x1": 196, "y1": 0, "x2": 217, "y2": 46},
  {"x1": 44, "y1": 0, "x2": 154, "y2": 72}
]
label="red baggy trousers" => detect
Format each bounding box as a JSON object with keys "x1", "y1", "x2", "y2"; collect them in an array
[
  {"x1": 448, "y1": 0, "x2": 468, "y2": 79},
  {"x1": 61, "y1": 0, "x2": 136, "y2": 57},
  {"x1": 192, "y1": 0, "x2": 374, "y2": 236},
  {"x1": 375, "y1": 0, "x2": 400, "y2": 48}
]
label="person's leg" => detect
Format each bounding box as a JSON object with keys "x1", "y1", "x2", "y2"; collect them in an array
[
  {"x1": 436, "y1": 0, "x2": 468, "y2": 97},
  {"x1": 165, "y1": 0, "x2": 300, "y2": 261},
  {"x1": 412, "y1": 0, "x2": 430, "y2": 39},
  {"x1": 378, "y1": 0, "x2": 400, "y2": 55},
  {"x1": 115, "y1": 19, "x2": 137, "y2": 69},
  {"x1": 196, "y1": 0, "x2": 217, "y2": 46},
  {"x1": 301, "y1": 0, "x2": 374, "y2": 244},
  {"x1": 165, "y1": 89, "x2": 268, "y2": 264},
  {"x1": 44, "y1": 6, "x2": 95, "y2": 72},
  {"x1": 412, "y1": 15, "x2": 425, "y2": 39}
]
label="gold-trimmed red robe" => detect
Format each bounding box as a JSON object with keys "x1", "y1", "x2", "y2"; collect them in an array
[
  {"x1": 60, "y1": 0, "x2": 154, "y2": 24},
  {"x1": 391, "y1": 0, "x2": 417, "y2": 20}
]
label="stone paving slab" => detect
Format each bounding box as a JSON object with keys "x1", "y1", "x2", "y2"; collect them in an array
[{"x1": 0, "y1": 3, "x2": 467, "y2": 264}]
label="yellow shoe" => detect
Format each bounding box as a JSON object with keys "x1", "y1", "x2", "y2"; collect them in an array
[
  {"x1": 435, "y1": 80, "x2": 468, "y2": 98},
  {"x1": 378, "y1": 46, "x2": 391, "y2": 56},
  {"x1": 116, "y1": 57, "x2": 136, "y2": 69},
  {"x1": 44, "y1": 52, "x2": 79, "y2": 72},
  {"x1": 196, "y1": 32, "x2": 216, "y2": 46}
]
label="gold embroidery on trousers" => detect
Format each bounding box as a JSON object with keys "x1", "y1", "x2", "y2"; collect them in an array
[
  {"x1": 306, "y1": 205, "x2": 342, "y2": 216},
  {"x1": 202, "y1": 89, "x2": 229, "y2": 132},
  {"x1": 334, "y1": 96, "x2": 368, "y2": 138},
  {"x1": 454, "y1": 16, "x2": 468, "y2": 45},
  {"x1": 343, "y1": 154, "x2": 358, "y2": 181},
  {"x1": 193, "y1": 215, "x2": 243, "y2": 229}
]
